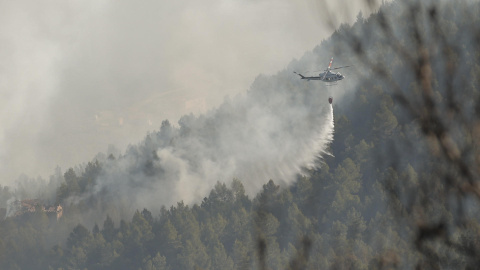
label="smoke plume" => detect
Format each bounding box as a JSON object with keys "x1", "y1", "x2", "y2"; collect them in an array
[{"x1": 74, "y1": 71, "x2": 336, "y2": 220}]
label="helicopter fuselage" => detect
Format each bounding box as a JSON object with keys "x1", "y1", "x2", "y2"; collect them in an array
[
  {"x1": 294, "y1": 57, "x2": 350, "y2": 84},
  {"x1": 299, "y1": 71, "x2": 345, "y2": 82}
]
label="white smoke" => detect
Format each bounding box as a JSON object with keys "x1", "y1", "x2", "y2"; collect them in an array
[
  {"x1": 5, "y1": 197, "x2": 19, "y2": 219},
  {"x1": 0, "y1": 0, "x2": 378, "y2": 187},
  {"x1": 73, "y1": 71, "x2": 336, "y2": 220}
]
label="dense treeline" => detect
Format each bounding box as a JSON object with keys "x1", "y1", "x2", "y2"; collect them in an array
[
  {"x1": 1, "y1": 0, "x2": 480, "y2": 269},
  {"x1": 1, "y1": 176, "x2": 404, "y2": 269}
]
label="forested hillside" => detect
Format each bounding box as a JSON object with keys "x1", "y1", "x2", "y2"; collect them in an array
[{"x1": 1, "y1": 0, "x2": 480, "y2": 269}]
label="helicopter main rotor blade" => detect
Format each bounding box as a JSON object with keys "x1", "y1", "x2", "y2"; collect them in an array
[{"x1": 330, "y1": 65, "x2": 352, "y2": 70}]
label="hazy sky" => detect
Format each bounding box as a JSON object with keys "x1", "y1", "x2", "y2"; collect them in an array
[{"x1": 0, "y1": 0, "x2": 377, "y2": 184}]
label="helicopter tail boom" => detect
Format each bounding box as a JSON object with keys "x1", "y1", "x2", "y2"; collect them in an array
[{"x1": 293, "y1": 71, "x2": 305, "y2": 79}]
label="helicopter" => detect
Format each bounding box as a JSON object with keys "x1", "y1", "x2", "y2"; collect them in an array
[{"x1": 294, "y1": 57, "x2": 351, "y2": 85}]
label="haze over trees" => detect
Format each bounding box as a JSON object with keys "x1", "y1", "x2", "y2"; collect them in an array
[{"x1": 1, "y1": 0, "x2": 480, "y2": 269}]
